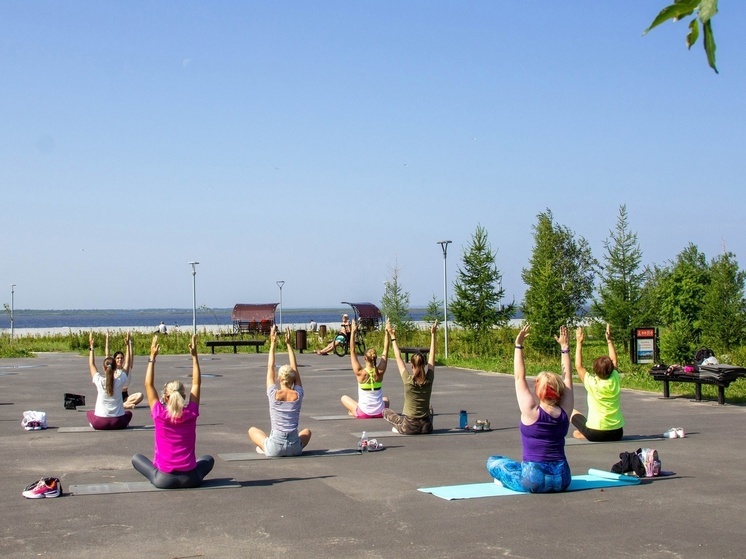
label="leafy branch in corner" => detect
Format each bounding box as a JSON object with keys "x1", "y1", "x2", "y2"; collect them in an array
[{"x1": 645, "y1": 0, "x2": 718, "y2": 74}]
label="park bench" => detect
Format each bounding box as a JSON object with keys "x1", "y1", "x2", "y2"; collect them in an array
[
  {"x1": 206, "y1": 340, "x2": 266, "y2": 354},
  {"x1": 649, "y1": 364, "x2": 746, "y2": 405},
  {"x1": 399, "y1": 347, "x2": 430, "y2": 362}
]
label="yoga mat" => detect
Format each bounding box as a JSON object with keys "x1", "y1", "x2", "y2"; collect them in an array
[
  {"x1": 418, "y1": 469, "x2": 640, "y2": 500},
  {"x1": 565, "y1": 435, "x2": 664, "y2": 446},
  {"x1": 219, "y1": 448, "x2": 361, "y2": 461},
  {"x1": 351, "y1": 429, "x2": 475, "y2": 438},
  {"x1": 310, "y1": 415, "x2": 357, "y2": 421},
  {"x1": 57, "y1": 425, "x2": 154, "y2": 433},
  {"x1": 69, "y1": 478, "x2": 241, "y2": 495}
]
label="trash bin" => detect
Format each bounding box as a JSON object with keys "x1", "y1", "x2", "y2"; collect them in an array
[
  {"x1": 319, "y1": 325, "x2": 327, "y2": 339},
  {"x1": 295, "y1": 329, "x2": 307, "y2": 353}
]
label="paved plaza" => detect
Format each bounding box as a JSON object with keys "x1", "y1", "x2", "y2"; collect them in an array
[{"x1": 1, "y1": 350, "x2": 745, "y2": 558}]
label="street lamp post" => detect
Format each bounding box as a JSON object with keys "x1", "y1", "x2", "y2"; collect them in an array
[
  {"x1": 188, "y1": 262, "x2": 199, "y2": 335},
  {"x1": 437, "y1": 240, "x2": 452, "y2": 359},
  {"x1": 10, "y1": 284, "x2": 16, "y2": 340},
  {"x1": 276, "y1": 281, "x2": 285, "y2": 330}
]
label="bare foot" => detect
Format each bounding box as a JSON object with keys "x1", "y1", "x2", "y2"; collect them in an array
[{"x1": 572, "y1": 430, "x2": 586, "y2": 440}]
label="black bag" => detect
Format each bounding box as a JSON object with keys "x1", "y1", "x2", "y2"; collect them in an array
[
  {"x1": 64, "y1": 393, "x2": 85, "y2": 410},
  {"x1": 693, "y1": 347, "x2": 715, "y2": 366}
]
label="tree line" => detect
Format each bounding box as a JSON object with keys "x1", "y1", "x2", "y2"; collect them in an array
[{"x1": 381, "y1": 205, "x2": 746, "y2": 364}]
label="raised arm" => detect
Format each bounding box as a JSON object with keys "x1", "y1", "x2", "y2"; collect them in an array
[
  {"x1": 144, "y1": 335, "x2": 160, "y2": 409},
  {"x1": 266, "y1": 326, "x2": 278, "y2": 389},
  {"x1": 124, "y1": 331, "x2": 133, "y2": 373},
  {"x1": 513, "y1": 325, "x2": 537, "y2": 416},
  {"x1": 189, "y1": 334, "x2": 201, "y2": 405},
  {"x1": 349, "y1": 320, "x2": 365, "y2": 376},
  {"x1": 386, "y1": 321, "x2": 407, "y2": 379},
  {"x1": 427, "y1": 320, "x2": 438, "y2": 370},
  {"x1": 606, "y1": 324, "x2": 618, "y2": 369},
  {"x1": 556, "y1": 326, "x2": 574, "y2": 414},
  {"x1": 574, "y1": 327, "x2": 588, "y2": 383},
  {"x1": 556, "y1": 326, "x2": 573, "y2": 390},
  {"x1": 104, "y1": 330, "x2": 111, "y2": 358},
  {"x1": 88, "y1": 332, "x2": 98, "y2": 378},
  {"x1": 286, "y1": 328, "x2": 302, "y2": 388},
  {"x1": 377, "y1": 324, "x2": 390, "y2": 375}
]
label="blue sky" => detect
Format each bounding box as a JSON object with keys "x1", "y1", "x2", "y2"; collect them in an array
[{"x1": 2, "y1": 2, "x2": 745, "y2": 311}]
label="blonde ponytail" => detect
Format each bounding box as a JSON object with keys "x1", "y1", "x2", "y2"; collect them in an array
[{"x1": 163, "y1": 380, "x2": 186, "y2": 420}]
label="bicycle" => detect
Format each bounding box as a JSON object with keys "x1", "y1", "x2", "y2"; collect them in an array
[{"x1": 333, "y1": 324, "x2": 366, "y2": 356}]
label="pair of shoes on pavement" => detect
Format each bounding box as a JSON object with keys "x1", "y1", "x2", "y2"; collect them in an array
[
  {"x1": 663, "y1": 427, "x2": 685, "y2": 438},
  {"x1": 472, "y1": 419, "x2": 491, "y2": 431},
  {"x1": 22, "y1": 477, "x2": 62, "y2": 499},
  {"x1": 367, "y1": 438, "x2": 383, "y2": 451}
]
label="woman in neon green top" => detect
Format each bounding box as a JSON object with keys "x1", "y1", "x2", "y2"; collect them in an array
[
  {"x1": 340, "y1": 319, "x2": 390, "y2": 418},
  {"x1": 571, "y1": 325, "x2": 624, "y2": 441}
]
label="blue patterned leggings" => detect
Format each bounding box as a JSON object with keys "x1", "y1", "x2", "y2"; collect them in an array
[{"x1": 486, "y1": 455, "x2": 571, "y2": 493}]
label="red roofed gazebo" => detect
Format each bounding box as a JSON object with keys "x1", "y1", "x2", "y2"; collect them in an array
[{"x1": 231, "y1": 303, "x2": 278, "y2": 335}]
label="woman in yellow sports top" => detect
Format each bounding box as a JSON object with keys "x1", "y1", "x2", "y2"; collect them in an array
[
  {"x1": 571, "y1": 324, "x2": 624, "y2": 441},
  {"x1": 341, "y1": 319, "x2": 390, "y2": 418}
]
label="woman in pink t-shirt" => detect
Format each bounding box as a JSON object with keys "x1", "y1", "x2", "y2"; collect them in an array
[{"x1": 132, "y1": 334, "x2": 214, "y2": 489}]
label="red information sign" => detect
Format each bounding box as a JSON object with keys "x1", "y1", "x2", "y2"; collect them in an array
[{"x1": 636, "y1": 328, "x2": 655, "y2": 338}]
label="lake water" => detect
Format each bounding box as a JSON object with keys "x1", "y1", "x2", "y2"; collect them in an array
[{"x1": 0, "y1": 307, "x2": 432, "y2": 331}]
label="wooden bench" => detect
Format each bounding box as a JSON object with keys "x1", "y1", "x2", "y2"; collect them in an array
[
  {"x1": 649, "y1": 372, "x2": 738, "y2": 405},
  {"x1": 206, "y1": 340, "x2": 266, "y2": 354},
  {"x1": 399, "y1": 347, "x2": 430, "y2": 361}
]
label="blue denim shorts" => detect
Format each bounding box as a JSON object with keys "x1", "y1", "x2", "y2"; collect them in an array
[{"x1": 264, "y1": 429, "x2": 303, "y2": 457}]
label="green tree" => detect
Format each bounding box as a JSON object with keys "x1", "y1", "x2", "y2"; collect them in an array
[
  {"x1": 700, "y1": 252, "x2": 746, "y2": 352},
  {"x1": 450, "y1": 224, "x2": 514, "y2": 345},
  {"x1": 593, "y1": 205, "x2": 645, "y2": 349},
  {"x1": 645, "y1": 0, "x2": 719, "y2": 73},
  {"x1": 660, "y1": 311, "x2": 698, "y2": 364},
  {"x1": 522, "y1": 209, "x2": 597, "y2": 353},
  {"x1": 422, "y1": 294, "x2": 443, "y2": 324},
  {"x1": 381, "y1": 259, "x2": 414, "y2": 338},
  {"x1": 654, "y1": 243, "x2": 710, "y2": 341}
]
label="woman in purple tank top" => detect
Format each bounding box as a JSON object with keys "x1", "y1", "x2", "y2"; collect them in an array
[{"x1": 486, "y1": 324, "x2": 574, "y2": 493}]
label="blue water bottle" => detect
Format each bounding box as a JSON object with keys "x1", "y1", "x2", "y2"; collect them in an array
[{"x1": 459, "y1": 410, "x2": 468, "y2": 429}]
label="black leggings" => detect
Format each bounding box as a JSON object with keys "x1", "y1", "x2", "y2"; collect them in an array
[
  {"x1": 571, "y1": 413, "x2": 623, "y2": 442},
  {"x1": 131, "y1": 454, "x2": 215, "y2": 489}
]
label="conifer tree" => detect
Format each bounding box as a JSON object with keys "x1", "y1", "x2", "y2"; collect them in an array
[
  {"x1": 450, "y1": 224, "x2": 513, "y2": 344},
  {"x1": 593, "y1": 205, "x2": 645, "y2": 349}
]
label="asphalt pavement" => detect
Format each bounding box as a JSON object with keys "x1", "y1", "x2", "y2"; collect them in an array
[{"x1": 2, "y1": 349, "x2": 745, "y2": 559}]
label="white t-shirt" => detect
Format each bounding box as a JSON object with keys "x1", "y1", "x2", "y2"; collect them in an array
[{"x1": 92, "y1": 372, "x2": 127, "y2": 417}]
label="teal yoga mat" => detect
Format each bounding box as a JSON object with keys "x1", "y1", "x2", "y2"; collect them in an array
[{"x1": 418, "y1": 469, "x2": 640, "y2": 500}]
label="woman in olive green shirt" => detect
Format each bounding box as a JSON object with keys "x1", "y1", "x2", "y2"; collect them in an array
[{"x1": 382, "y1": 321, "x2": 437, "y2": 435}]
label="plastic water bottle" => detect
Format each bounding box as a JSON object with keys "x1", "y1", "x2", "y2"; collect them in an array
[{"x1": 359, "y1": 431, "x2": 369, "y2": 452}]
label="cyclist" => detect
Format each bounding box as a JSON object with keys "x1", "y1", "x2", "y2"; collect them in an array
[{"x1": 316, "y1": 314, "x2": 352, "y2": 355}]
